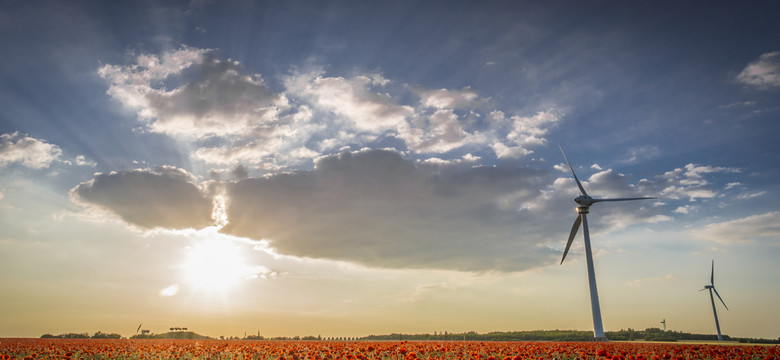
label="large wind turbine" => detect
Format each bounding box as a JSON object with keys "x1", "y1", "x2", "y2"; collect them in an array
[
  {"x1": 559, "y1": 146, "x2": 655, "y2": 340},
  {"x1": 701, "y1": 260, "x2": 728, "y2": 341}
]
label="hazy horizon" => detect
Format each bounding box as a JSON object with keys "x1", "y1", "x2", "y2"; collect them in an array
[{"x1": 1, "y1": 1, "x2": 779, "y2": 340}]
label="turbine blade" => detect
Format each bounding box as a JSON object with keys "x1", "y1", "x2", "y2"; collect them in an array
[
  {"x1": 698, "y1": 288, "x2": 708, "y2": 292},
  {"x1": 559, "y1": 145, "x2": 588, "y2": 196},
  {"x1": 561, "y1": 215, "x2": 581, "y2": 264},
  {"x1": 711, "y1": 260, "x2": 715, "y2": 285},
  {"x1": 713, "y1": 288, "x2": 728, "y2": 310},
  {"x1": 592, "y1": 197, "x2": 656, "y2": 203}
]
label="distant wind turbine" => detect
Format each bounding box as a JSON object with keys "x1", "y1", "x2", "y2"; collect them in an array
[
  {"x1": 136, "y1": 323, "x2": 142, "y2": 334},
  {"x1": 661, "y1": 319, "x2": 667, "y2": 331},
  {"x1": 559, "y1": 146, "x2": 656, "y2": 340},
  {"x1": 701, "y1": 260, "x2": 728, "y2": 341}
]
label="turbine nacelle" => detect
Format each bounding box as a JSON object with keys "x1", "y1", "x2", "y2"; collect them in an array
[
  {"x1": 575, "y1": 195, "x2": 596, "y2": 207},
  {"x1": 559, "y1": 146, "x2": 655, "y2": 265}
]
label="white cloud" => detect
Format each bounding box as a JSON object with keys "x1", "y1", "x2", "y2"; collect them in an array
[
  {"x1": 691, "y1": 211, "x2": 780, "y2": 244},
  {"x1": 553, "y1": 163, "x2": 569, "y2": 173},
  {"x1": 418, "y1": 87, "x2": 478, "y2": 109},
  {"x1": 724, "y1": 182, "x2": 742, "y2": 190},
  {"x1": 74, "y1": 155, "x2": 97, "y2": 167},
  {"x1": 404, "y1": 109, "x2": 479, "y2": 153},
  {"x1": 652, "y1": 163, "x2": 740, "y2": 201},
  {"x1": 100, "y1": 48, "x2": 287, "y2": 139},
  {"x1": 736, "y1": 51, "x2": 780, "y2": 88},
  {"x1": 674, "y1": 205, "x2": 694, "y2": 214},
  {"x1": 287, "y1": 70, "x2": 412, "y2": 133},
  {"x1": 0, "y1": 132, "x2": 62, "y2": 169},
  {"x1": 737, "y1": 191, "x2": 766, "y2": 199},
  {"x1": 645, "y1": 214, "x2": 673, "y2": 223},
  {"x1": 492, "y1": 111, "x2": 559, "y2": 159},
  {"x1": 101, "y1": 47, "x2": 561, "y2": 169}
]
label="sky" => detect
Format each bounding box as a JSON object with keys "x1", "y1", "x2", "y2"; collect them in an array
[{"x1": 1, "y1": 0, "x2": 779, "y2": 340}]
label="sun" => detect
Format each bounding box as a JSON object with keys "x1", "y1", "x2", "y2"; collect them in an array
[{"x1": 182, "y1": 238, "x2": 251, "y2": 292}]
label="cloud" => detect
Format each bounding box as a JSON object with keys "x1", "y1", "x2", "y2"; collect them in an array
[
  {"x1": 691, "y1": 211, "x2": 780, "y2": 244},
  {"x1": 674, "y1": 205, "x2": 694, "y2": 214},
  {"x1": 736, "y1": 51, "x2": 780, "y2": 88},
  {"x1": 99, "y1": 47, "x2": 288, "y2": 139},
  {"x1": 64, "y1": 147, "x2": 668, "y2": 272},
  {"x1": 650, "y1": 163, "x2": 740, "y2": 201},
  {"x1": 71, "y1": 166, "x2": 214, "y2": 230},
  {"x1": 736, "y1": 191, "x2": 766, "y2": 199},
  {"x1": 0, "y1": 132, "x2": 62, "y2": 169},
  {"x1": 418, "y1": 87, "x2": 478, "y2": 109},
  {"x1": 100, "y1": 47, "x2": 561, "y2": 169},
  {"x1": 221, "y1": 149, "x2": 557, "y2": 272},
  {"x1": 288, "y1": 71, "x2": 412, "y2": 133},
  {"x1": 548, "y1": 165, "x2": 666, "y2": 234},
  {"x1": 490, "y1": 110, "x2": 559, "y2": 159},
  {"x1": 627, "y1": 274, "x2": 675, "y2": 288},
  {"x1": 724, "y1": 182, "x2": 742, "y2": 190}
]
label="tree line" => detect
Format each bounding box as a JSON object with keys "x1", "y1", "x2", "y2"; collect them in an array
[
  {"x1": 43, "y1": 328, "x2": 779, "y2": 344},
  {"x1": 360, "y1": 328, "x2": 779, "y2": 344},
  {"x1": 41, "y1": 331, "x2": 122, "y2": 339}
]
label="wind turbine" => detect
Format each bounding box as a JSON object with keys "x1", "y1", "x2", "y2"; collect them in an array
[
  {"x1": 701, "y1": 260, "x2": 728, "y2": 341},
  {"x1": 660, "y1": 319, "x2": 667, "y2": 331},
  {"x1": 558, "y1": 146, "x2": 655, "y2": 340}
]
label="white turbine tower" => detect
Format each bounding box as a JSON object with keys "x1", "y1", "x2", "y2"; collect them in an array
[
  {"x1": 701, "y1": 260, "x2": 728, "y2": 341},
  {"x1": 559, "y1": 146, "x2": 655, "y2": 340}
]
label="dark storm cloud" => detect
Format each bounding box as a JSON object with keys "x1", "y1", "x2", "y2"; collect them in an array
[
  {"x1": 221, "y1": 149, "x2": 559, "y2": 272},
  {"x1": 71, "y1": 166, "x2": 213, "y2": 230}
]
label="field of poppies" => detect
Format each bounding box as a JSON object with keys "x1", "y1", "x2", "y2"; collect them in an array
[{"x1": 0, "y1": 338, "x2": 777, "y2": 360}]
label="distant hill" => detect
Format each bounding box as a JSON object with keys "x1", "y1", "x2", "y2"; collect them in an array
[{"x1": 130, "y1": 331, "x2": 212, "y2": 340}]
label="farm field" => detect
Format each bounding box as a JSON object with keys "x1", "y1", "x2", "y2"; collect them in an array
[{"x1": 1, "y1": 338, "x2": 777, "y2": 360}]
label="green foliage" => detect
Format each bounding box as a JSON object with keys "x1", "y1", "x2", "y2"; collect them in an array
[
  {"x1": 40, "y1": 331, "x2": 122, "y2": 339},
  {"x1": 40, "y1": 332, "x2": 89, "y2": 339},
  {"x1": 91, "y1": 331, "x2": 122, "y2": 339},
  {"x1": 129, "y1": 331, "x2": 211, "y2": 340}
]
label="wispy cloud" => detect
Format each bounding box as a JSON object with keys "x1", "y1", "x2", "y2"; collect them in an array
[
  {"x1": 736, "y1": 191, "x2": 766, "y2": 199},
  {"x1": 627, "y1": 274, "x2": 675, "y2": 288},
  {"x1": 691, "y1": 211, "x2": 780, "y2": 244}
]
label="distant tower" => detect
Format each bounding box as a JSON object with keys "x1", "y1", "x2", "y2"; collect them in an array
[{"x1": 660, "y1": 319, "x2": 667, "y2": 331}]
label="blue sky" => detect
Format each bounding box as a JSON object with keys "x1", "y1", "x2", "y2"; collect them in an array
[{"x1": 1, "y1": 0, "x2": 779, "y2": 339}]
